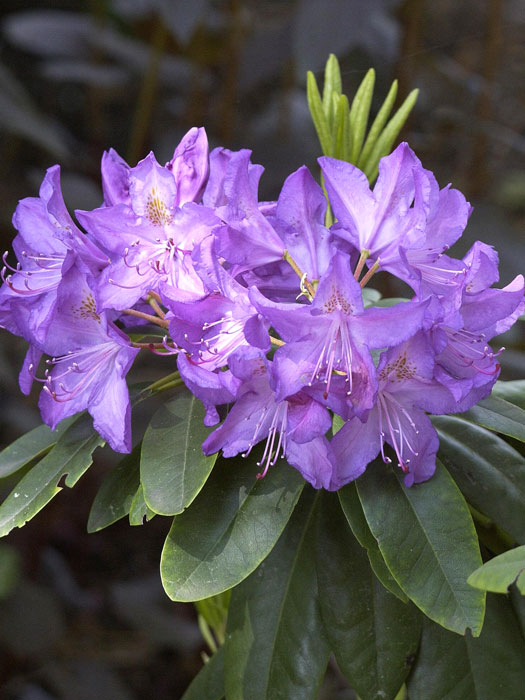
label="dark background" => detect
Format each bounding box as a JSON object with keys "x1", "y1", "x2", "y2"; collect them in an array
[{"x1": 0, "y1": 1, "x2": 524, "y2": 698}]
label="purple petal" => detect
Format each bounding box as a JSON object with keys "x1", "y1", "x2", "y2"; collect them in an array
[
  {"x1": 101, "y1": 148, "x2": 130, "y2": 206},
  {"x1": 330, "y1": 412, "x2": 381, "y2": 489},
  {"x1": 285, "y1": 436, "x2": 334, "y2": 490},
  {"x1": 352, "y1": 298, "x2": 429, "y2": 350},
  {"x1": 461, "y1": 274, "x2": 524, "y2": 335},
  {"x1": 167, "y1": 127, "x2": 209, "y2": 206}
]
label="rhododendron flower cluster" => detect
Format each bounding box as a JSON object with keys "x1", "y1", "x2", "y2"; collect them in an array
[{"x1": 1, "y1": 128, "x2": 523, "y2": 489}]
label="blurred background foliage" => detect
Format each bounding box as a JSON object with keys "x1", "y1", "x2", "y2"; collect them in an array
[{"x1": 0, "y1": 1, "x2": 524, "y2": 698}]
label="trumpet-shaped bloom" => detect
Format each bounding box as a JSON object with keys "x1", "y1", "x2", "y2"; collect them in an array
[
  {"x1": 251, "y1": 251, "x2": 429, "y2": 410},
  {"x1": 202, "y1": 352, "x2": 334, "y2": 489},
  {"x1": 0, "y1": 166, "x2": 107, "y2": 345},
  {"x1": 77, "y1": 152, "x2": 219, "y2": 310},
  {"x1": 36, "y1": 264, "x2": 139, "y2": 452},
  {"x1": 331, "y1": 332, "x2": 453, "y2": 488}
]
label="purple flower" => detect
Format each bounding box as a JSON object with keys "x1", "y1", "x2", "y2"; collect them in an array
[
  {"x1": 162, "y1": 270, "x2": 269, "y2": 373},
  {"x1": 320, "y1": 143, "x2": 471, "y2": 294},
  {"x1": 430, "y1": 244, "x2": 525, "y2": 408},
  {"x1": 77, "y1": 151, "x2": 219, "y2": 311},
  {"x1": 251, "y1": 251, "x2": 429, "y2": 412},
  {"x1": 202, "y1": 351, "x2": 334, "y2": 489},
  {"x1": 331, "y1": 332, "x2": 454, "y2": 488},
  {"x1": 100, "y1": 127, "x2": 210, "y2": 208},
  {"x1": 0, "y1": 166, "x2": 107, "y2": 345},
  {"x1": 36, "y1": 263, "x2": 139, "y2": 452}
]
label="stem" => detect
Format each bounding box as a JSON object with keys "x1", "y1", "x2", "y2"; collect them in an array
[
  {"x1": 354, "y1": 249, "x2": 370, "y2": 280},
  {"x1": 147, "y1": 295, "x2": 165, "y2": 319},
  {"x1": 122, "y1": 308, "x2": 169, "y2": 329},
  {"x1": 131, "y1": 341, "x2": 174, "y2": 350},
  {"x1": 152, "y1": 378, "x2": 184, "y2": 394},
  {"x1": 270, "y1": 336, "x2": 285, "y2": 347},
  {"x1": 283, "y1": 250, "x2": 316, "y2": 298},
  {"x1": 146, "y1": 370, "x2": 181, "y2": 392},
  {"x1": 359, "y1": 260, "x2": 380, "y2": 288}
]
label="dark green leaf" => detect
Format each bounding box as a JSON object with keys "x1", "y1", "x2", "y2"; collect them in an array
[
  {"x1": 161, "y1": 456, "x2": 304, "y2": 601},
  {"x1": 128, "y1": 484, "x2": 156, "y2": 526},
  {"x1": 0, "y1": 413, "x2": 103, "y2": 537},
  {"x1": 356, "y1": 459, "x2": 485, "y2": 635},
  {"x1": 339, "y1": 483, "x2": 407, "y2": 602},
  {"x1": 460, "y1": 395, "x2": 525, "y2": 442},
  {"x1": 225, "y1": 489, "x2": 330, "y2": 700},
  {"x1": 408, "y1": 595, "x2": 525, "y2": 699},
  {"x1": 87, "y1": 444, "x2": 141, "y2": 533},
  {"x1": 181, "y1": 646, "x2": 224, "y2": 700},
  {"x1": 141, "y1": 393, "x2": 217, "y2": 516},
  {"x1": 491, "y1": 380, "x2": 525, "y2": 410},
  {"x1": 317, "y1": 492, "x2": 420, "y2": 700},
  {"x1": 435, "y1": 415, "x2": 525, "y2": 543},
  {"x1": 467, "y1": 546, "x2": 525, "y2": 594},
  {"x1": 0, "y1": 417, "x2": 75, "y2": 479}
]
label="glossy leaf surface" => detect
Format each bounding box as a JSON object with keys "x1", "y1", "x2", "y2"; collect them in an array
[
  {"x1": 225, "y1": 489, "x2": 330, "y2": 700},
  {"x1": 460, "y1": 395, "x2": 525, "y2": 442},
  {"x1": 87, "y1": 444, "x2": 141, "y2": 532},
  {"x1": 0, "y1": 413, "x2": 103, "y2": 537},
  {"x1": 356, "y1": 459, "x2": 485, "y2": 635},
  {"x1": 161, "y1": 457, "x2": 304, "y2": 601},
  {"x1": 467, "y1": 546, "x2": 525, "y2": 594},
  {"x1": 435, "y1": 415, "x2": 525, "y2": 543},
  {"x1": 0, "y1": 417, "x2": 75, "y2": 479},
  {"x1": 317, "y1": 492, "x2": 420, "y2": 699},
  {"x1": 408, "y1": 595, "x2": 525, "y2": 699},
  {"x1": 141, "y1": 392, "x2": 217, "y2": 516},
  {"x1": 181, "y1": 646, "x2": 224, "y2": 700},
  {"x1": 339, "y1": 482, "x2": 407, "y2": 602}
]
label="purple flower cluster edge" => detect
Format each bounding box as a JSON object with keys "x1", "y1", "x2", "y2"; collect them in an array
[{"x1": 1, "y1": 127, "x2": 523, "y2": 490}]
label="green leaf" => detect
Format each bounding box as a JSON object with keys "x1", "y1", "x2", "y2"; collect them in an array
[
  {"x1": 322, "y1": 53, "x2": 342, "y2": 115},
  {"x1": 317, "y1": 492, "x2": 420, "y2": 699},
  {"x1": 372, "y1": 297, "x2": 410, "y2": 307},
  {"x1": 161, "y1": 456, "x2": 304, "y2": 601},
  {"x1": 0, "y1": 417, "x2": 75, "y2": 479},
  {"x1": 0, "y1": 413, "x2": 103, "y2": 537},
  {"x1": 349, "y1": 68, "x2": 375, "y2": 163},
  {"x1": 87, "y1": 444, "x2": 141, "y2": 533},
  {"x1": 128, "y1": 484, "x2": 156, "y2": 526},
  {"x1": 434, "y1": 415, "x2": 525, "y2": 543},
  {"x1": 195, "y1": 590, "x2": 231, "y2": 633},
  {"x1": 491, "y1": 380, "x2": 525, "y2": 410},
  {"x1": 307, "y1": 71, "x2": 332, "y2": 156},
  {"x1": 356, "y1": 458, "x2": 485, "y2": 635},
  {"x1": 467, "y1": 546, "x2": 525, "y2": 594},
  {"x1": 358, "y1": 79, "x2": 398, "y2": 169},
  {"x1": 460, "y1": 395, "x2": 525, "y2": 443},
  {"x1": 225, "y1": 489, "x2": 330, "y2": 700},
  {"x1": 408, "y1": 595, "x2": 525, "y2": 699},
  {"x1": 339, "y1": 483, "x2": 408, "y2": 602},
  {"x1": 181, "y1": 646, "x2": 224, "y2": 700},
  {"x1": 362, "y1": 287, "x2": 382, "y2": 307},
  {"x1": 334, "y1": 94, "x2": 351, "y2": 161},
  {"x1": 141, "y1": 393, "x2": 217, "y2": 516},
  {"x1": 362, "y1": 89, "x2": 419, "y2": 182}
]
